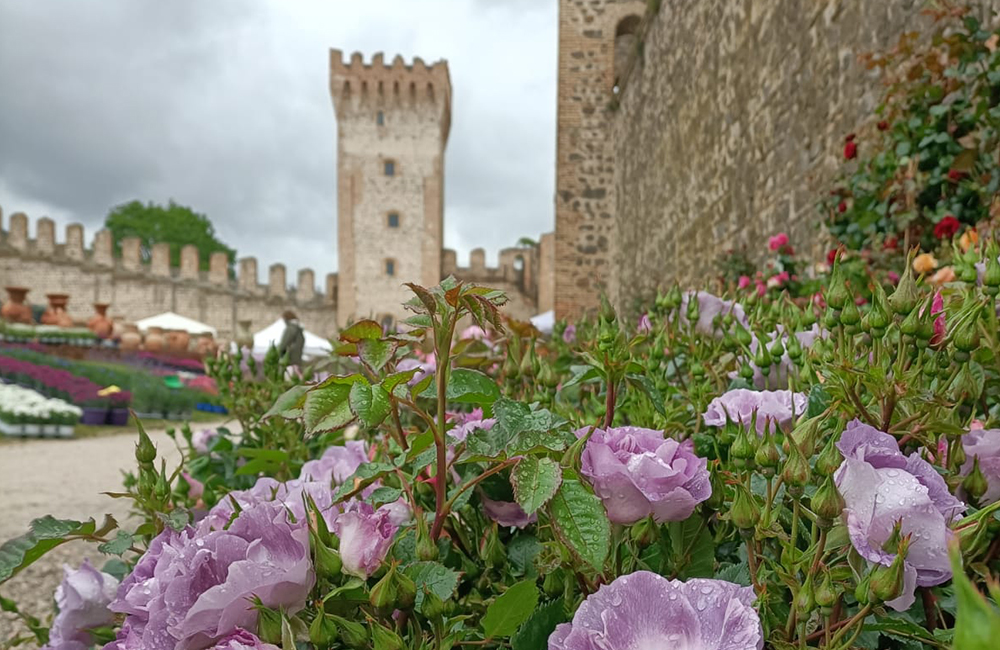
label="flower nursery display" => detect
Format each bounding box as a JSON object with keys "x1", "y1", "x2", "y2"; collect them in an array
[{"x1": 0, "y1": 382, "x2": 82, "y2": 437}]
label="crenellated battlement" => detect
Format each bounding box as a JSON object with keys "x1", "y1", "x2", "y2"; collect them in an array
[
  {"x1": 0, "y1": 205, "x2": 340, "y2": 337},
  {"x1": 0, "y1": 205, "x2": 337, "y2": 310},
  {"x1": 329, "y1": 48, "x2": 451, "y2": 140}
]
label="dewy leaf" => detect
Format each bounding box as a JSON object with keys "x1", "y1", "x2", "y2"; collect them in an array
[
  {"x1": 404, "y1": 561, "x2": 461, "y2": 610},
  {"x1": 464, "y1": 397, "x2": 567, "y2": 460},
  {"x1": 357, "y1": 339, "x2": 396, "y2": 373},
  {"x1": 0, "y1": 516, "x2": 109, "y2": 583},
  {"x1": 625, "y1": 374, "x2": 665, "y2": 416},
  {"x1": 512, "y1": 456, "x2": 562, "y2": 515},
  {"x1": 303, "y1": 376, "x2": 360, "y2": 434},
  {"x1": 97, "y1": 530, "x2": 136, "y2": 557},
  {"x1": 714, "y1": 562, "x2": 751, "y2": 587},
  {"x1": 349, "y1": 382, "x2": 391, "y2": 427},
  {"x1": 482, "y1": 579, "x2": 540, "y2": 639},
  {"x1": 339, "y1": 319, "x2": 383, "y2": 343},
  {"x1": 548, "y1": 479, "x2": 610, "y2": 572},
  {"x1": 263, "y1": 385, "x2": 309, "y2": 419},
  {"x1": 417, "y1": 367, "x2": 500, "y2": 405},
  {"x1": 511, "y1": 597, "x2": 566, "y2": 650}
]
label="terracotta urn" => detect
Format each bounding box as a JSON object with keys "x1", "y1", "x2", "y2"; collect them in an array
[
  {"x1": 235, "y1": 319, "x2": 254, "y2": 349},
  {"x1": 88, "y1": 303, "x2": 113, "y2": 338},
  {"x1": 42, "y1": 294, "x2": 73, "y2": 327},
  {"x1": 196, "y1": 333, "x2": 217, "y2": 356},
  {"x1": 120, "y1": 324, "x2": 142, "y2": 351},
  {"x1": 144, "y1": 326, "x2": 165, "y2": 352},
  {"x1": 111, "y1": 316, "x2": 125, "y2": 341},
  {"x1": 1, "y1": 287, "x2": 33, "y2": 324},
  {"x1": 166, "y1": 329, "x2": 191, "y2": 353}
]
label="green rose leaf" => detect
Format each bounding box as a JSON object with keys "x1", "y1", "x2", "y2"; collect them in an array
[
  {"x1": 263, "y1": 385, "x2": 309, "y2": 419},
  {"x1": 511, "y1": 597, "x2": 567, "y2": 650},
  {"x1": 548, "y1": 479, "x2": 610, "y2": 572},
  {"x1": 339, "y1": 319, "x2": 383, "y2": 342},
  {"x1": 511, "y1": 456, "x2": 562, "y2": 515},
  {"x1": 303, "y1": 376, "x2": 362, "y2": 434},
  {"x1": 0, "y1": 515, "x2": 115, "y2": 583},
  {"x1": 349, "y1": 381, "x2": 391, "y2": 427},
  {"x1": 482, "y1": 579, "x2": 540, "y2": 639},
  {"x1": 404, "y1": 561, "x2": 461, "y2": 610}
]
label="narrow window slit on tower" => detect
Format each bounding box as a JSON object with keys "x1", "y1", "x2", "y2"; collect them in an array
[
  {"x1": 384, "y1": 160, "x2": 395, "y2": 176},
  {"x1": 377, "y1": 111, "x2": 384, "y2": 125},
  {"x1": 385, "y1": 259, "x2": 396, "y2": 276},
  {"x1": 388, "y1": 212, "x2": 399, "y2": 228}
]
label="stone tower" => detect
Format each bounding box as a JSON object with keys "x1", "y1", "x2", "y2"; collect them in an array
[
  {"x1": 554, "y1": 0, "x2": 644, "y2": 319},
  {"x1": 330, "y1": 50, "x2": 451, "y2": 327}
]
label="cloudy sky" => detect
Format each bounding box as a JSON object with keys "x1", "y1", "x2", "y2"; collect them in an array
[{"x1": 0, "y1": 0, "x2": 557, "y2": 285}]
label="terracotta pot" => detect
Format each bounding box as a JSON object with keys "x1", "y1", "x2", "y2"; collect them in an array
[
  {"x1": 88, "y1": 303, "x2": 113, "y2": 338},
  {"x1": 120, "y1": 324, "x2": 142, "y2": 351},
  {"x1": 144, "y1": 326, "x2": 165, "y2": 352},
  {"x1": 196, "y1": 333, "x2": 217, "y2": 356},
  {"x1": 41, "y1": 294, "x2": 73, "y2": 327},
  {"x1": 235, "y1": 319, "x2": 254, "y2": 349},
  {"x1": 2, "y1": 287, "x2": 33, "y2": 324},
  {"x1": 111, "y1": 316, "x2": 125, "y2": 341},
  {"x1": 166, "y1": 329, "x2": 191, "y2": 353}
]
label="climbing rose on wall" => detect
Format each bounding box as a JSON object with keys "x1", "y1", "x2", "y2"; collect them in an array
[{"x1": 933, "y1": 215, "x2": 961, "y2": 239}]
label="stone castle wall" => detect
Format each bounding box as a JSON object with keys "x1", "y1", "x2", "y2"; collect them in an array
[
  {"x1": 554, "y1": 0, "x2": 646, "y2": 320},
  {"x1": 0, "y1": 209, "x2": 338, "y2": 340},
  {"x1": 609, "y1": 0, "x2": 1000, "y2": 312}
]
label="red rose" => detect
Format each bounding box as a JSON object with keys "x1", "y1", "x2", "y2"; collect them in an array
[
  {"x1": 883, "y1": 236, "x2": 898, "y2": 250},
  {"x1": 947, "y1": 169, "x2": 965, "y2": 182},
  {"x1": 844, "y1": 141, "x2": 857, "y2": 160},
  {"x1": 827, "y1": 249, "x2": 839, "y2": 266},
  {"x1": 877, "y1": 120, "x2": 889, "y2": 131},
  {"x1": 933, "y1": 215, "x2": 961, "y2": 239},
  {"x1": 838, "y1": 200, "x2": 847, "y2": 213}
]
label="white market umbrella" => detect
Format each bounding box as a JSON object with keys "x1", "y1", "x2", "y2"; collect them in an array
[
  {"x1": 251, "y1": 318, "x2": 333, "y2": 360},
  {"x1": 135, "y1": 311, "x2": 218, "y2": 337},
  {"x1": 530, "y1": 310, "x2": 555, "y2": 334}
]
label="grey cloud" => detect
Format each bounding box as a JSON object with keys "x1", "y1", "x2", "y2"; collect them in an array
[{"x1": 0, "y1": 1, "x2": 556, "y2": 279}]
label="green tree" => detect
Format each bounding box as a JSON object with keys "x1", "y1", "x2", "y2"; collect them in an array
[{"x1": 104, "y1": 200, "x2": 236, "y2": 273}]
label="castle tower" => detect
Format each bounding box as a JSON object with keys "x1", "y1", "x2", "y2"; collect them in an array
[
  {"x1": 330, "y1": 50, "x2": 451, "y2": 328},
  {"x1": 554, "y1": 0, "x2": 644, "y2": 319}
]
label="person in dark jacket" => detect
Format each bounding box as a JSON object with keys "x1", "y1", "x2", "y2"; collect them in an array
[{"x1": 277, "y1": 310, "x2": 305, "y2": 366}]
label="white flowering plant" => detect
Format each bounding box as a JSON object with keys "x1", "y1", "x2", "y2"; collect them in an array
[{"x1": 0, "y1": 383, "x2": 83, "y2": 425}]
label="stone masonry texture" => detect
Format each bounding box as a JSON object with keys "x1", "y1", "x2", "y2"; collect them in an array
[
  {"x1": 555, "y1": 0, "x2": 646, "y2": 321},
  {"x1": 610, "y1": 0, "x2": 1000, "y2": 313}
]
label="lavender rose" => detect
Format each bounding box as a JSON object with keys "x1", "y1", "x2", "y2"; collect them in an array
[
  {"x1": 192, "y1": 429, "x2": 220, "y2": 455},
  {"x1": 299, "y1": 440, "x2": 369, "y2": 485},
  {"x1": 333, "y1": 501, "x2": 398, "y2": 578},
  {"x1": 44, "y1": 559, "x2": 119, "y2": 650},
  {"x1": 835, "y1": 419, "x2": 965, "y2": 611},
  {"x1": 209, "y1": 629, "x2": 280, "y2": 650},
  {"x1": 580, "y1": 427, "x2": 711, "y2": 524},
  {"x1": 549, "y1": 571, "x2": 762, "y2": 650},
  {"x1": 562, "y1": 323, "x2": 577, "y2": 344},
  {"x1": 481, "y1": 493, "x2": 537, "y2": 528},
  {"x1": 702, "y1": 389, "x2": 807, "y2": 434},
  {"x1": 106, "y1": 501, "x2": 313, "y2": 649},
  {"x1": 961, "y1": 428, "x2": 1000, "y2": 504},
  {"x1": 677, "y1": 291, "x2": 748, "y2": 338}
]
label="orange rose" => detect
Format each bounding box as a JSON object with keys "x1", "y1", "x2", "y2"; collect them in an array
[
  {"x1": 930, "y1": 266, "x2": 956, "y2": 286},
  {"x1": 913, "y1": 253, "x2": 938, "y2": 275},
  {"x1": 959, "y1": 229, "x2": 979, "y2": 252}
]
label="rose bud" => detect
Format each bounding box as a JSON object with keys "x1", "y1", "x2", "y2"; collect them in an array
[{"x1": 309, "y1": 612, "x2": 339, "y2": 647}]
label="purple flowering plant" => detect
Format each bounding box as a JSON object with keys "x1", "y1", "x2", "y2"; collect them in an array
[{"x1": 5, "y1": 250, "x2": 1000, "y2": 650}]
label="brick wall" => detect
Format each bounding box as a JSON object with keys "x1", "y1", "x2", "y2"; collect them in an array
[{"x1": 610, "y1": 0, "x2": 1000, "y2": 313}]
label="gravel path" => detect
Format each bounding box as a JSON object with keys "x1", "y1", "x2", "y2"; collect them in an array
[{"x1": 0, "y1": 424, "x2": 233, "y2": 646}]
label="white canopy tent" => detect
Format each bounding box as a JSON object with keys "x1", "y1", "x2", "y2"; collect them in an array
[
  {"x1": 251, "y1": 318, "x2": 333, "y2": 360},
  {"x1": 530, "y1": 310, "x2": 555, "y2": 334},
  {"x1": 135, "y1": 311, "x2": 217, "y2": 337}
]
